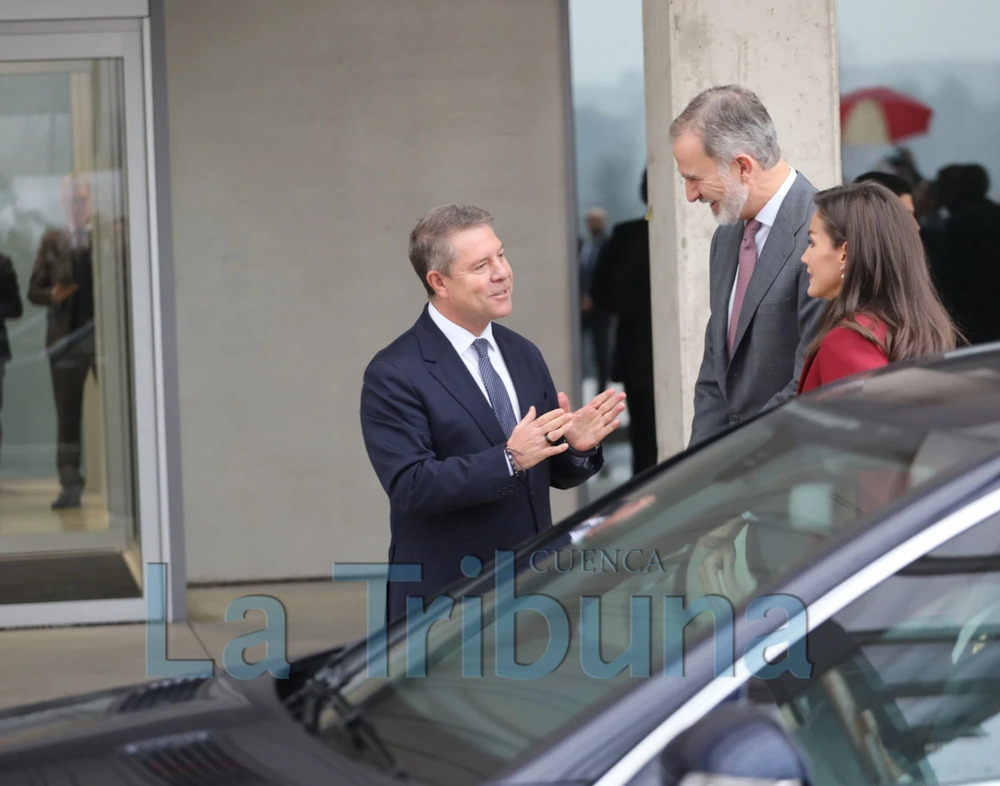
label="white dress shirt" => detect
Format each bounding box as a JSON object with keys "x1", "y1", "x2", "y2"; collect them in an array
[
  {"x1": 427, "y1": 301, "x2": 522, "y2": 421},
  {"x1": 727, "y1": 168, "x2": 798, "y2": 330}
]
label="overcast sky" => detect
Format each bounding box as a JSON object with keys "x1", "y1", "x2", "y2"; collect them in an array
[
  {"x1": 838, "y1": 0, "x2": 1000, "y2": 67},
  {"x1": 569, "y1": 0, "x2": 1000, "y2": 87},
  {"x1": 568, "y1": 0, "x2": 643, "y2": 88},
  {"x1": 569, "y1": 1, "x2": 1000, "y2": 195}
]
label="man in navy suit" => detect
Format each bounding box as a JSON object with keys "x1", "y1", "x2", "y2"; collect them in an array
[{"x1": 361, "y1": 204, "x2": 626, "y2": 622}]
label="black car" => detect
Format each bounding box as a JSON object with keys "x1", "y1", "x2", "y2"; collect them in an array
[{"x1": 5, "y1": 346, "x2": 1000, "y2": 785}]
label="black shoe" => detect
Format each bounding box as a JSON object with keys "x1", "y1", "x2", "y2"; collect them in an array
[{"x1": 51, "y1": 488, "x2": 83, "y2": 509}]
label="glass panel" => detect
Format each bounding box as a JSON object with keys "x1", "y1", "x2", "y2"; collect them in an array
[
  {"x1": 0, "y1": 58, "x2": 139, "y2": 603},
  {"x1": 749, "y1": 511, "x2": 1000, "y2": 785},
  {"x1": 568, "y1": 0, "x2": 649, "y2": 490}
]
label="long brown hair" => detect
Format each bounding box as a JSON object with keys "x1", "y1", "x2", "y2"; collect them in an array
[{"x1": 805, "y1": 181, "x2": 959, "y2": 361}]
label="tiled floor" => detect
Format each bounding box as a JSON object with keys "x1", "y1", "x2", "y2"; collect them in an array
[
  {"x1": 0, "y1": 580, "x2": 372, "y2": 711},
  {"x1": 0, "y1": 477, "x2": 108, "y2": 534}
]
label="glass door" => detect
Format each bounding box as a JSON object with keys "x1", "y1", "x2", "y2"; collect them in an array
[{"x1": 0, "y1": 21, "x2": 163, "y2": 626}]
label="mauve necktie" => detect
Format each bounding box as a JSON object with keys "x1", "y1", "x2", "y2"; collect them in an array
[
  {"x1": 472, "y1": 338, "x2": 518, "y2": 438},
  {"x1": 727, "y1": 218, "x2": 763, "y2": 359}
]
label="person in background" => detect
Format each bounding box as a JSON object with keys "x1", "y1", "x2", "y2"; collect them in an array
[
  {"x1": 28, "y1": 173, "x2": 96, "y2": 509},
  {"x1": 0, "y1": 251, "x2": 23, "y2": 466},
  {"x1": 853, "y1": 171, "x2": 915, "y2": 216},
  {"x1": 798, "y1": 181, "x2": 958, "y2": 394},
  {"x1": 578, "y1": 207, "x2": 612, "y2": 394},
  {"x1": 590, "y1": 171, "x2": 656, "y2": 474},
  {"x1": 932, "y1": 164, "x2": 1000, "y2": 345}
]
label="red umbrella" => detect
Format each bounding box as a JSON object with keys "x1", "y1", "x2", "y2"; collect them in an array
[{"x1": 840, "y1": 87, "x2": 933, "y2": 145}]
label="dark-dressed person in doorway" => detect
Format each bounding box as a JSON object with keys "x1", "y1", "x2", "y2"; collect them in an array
[
  {"x1": 0, "y1": 251, "x2": 23, "y2": 466},
  {"x1": 590, "y1": 171, "x2": 657, "y2": 475},
  {"x1": 671, "y1": 85, "x2": 824, "y2": 446},
  {"x1": 28, "y1": 174, "x2": 97, "y2": 509},
  {"x1": 360, "y1": 205, "x2": 626, "y2": 622}
]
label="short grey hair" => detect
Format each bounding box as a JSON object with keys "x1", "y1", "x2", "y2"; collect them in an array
[
  {"x1": 670, "y1": 85, "x2": 781, "y2": 169},
  {"x1": 409, "y1": 204, "x2": 494, "y2": 297}
]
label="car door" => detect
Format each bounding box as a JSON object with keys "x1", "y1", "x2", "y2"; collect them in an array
[
  {"x1": 747, "y1": 501, "x2": 1000, "y2": 785},
  {"x1": 597, "y1": 490, "x2": 1000, "y2": 786},
  {"x1": 605, "y1": 488, "x2": 1000, "y2": 786}
]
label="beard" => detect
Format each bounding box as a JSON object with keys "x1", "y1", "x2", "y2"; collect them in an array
[{"x1": 714, "y1": 169, "x2": 749, "y2": 225}]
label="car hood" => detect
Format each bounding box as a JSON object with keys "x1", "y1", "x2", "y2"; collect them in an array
[{"x1": 0, "y1": 676, "x2": 400, "y2": 785}]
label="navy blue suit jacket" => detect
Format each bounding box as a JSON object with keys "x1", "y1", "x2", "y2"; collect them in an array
[{"x1": 361, "y1": 306, "x2": 602, "y2": 621}]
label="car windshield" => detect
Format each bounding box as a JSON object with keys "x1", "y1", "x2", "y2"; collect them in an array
[{"x1": 320, "y1": 377, "x2": 1000, "y2": 785}]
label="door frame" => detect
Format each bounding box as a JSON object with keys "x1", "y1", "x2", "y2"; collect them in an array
[{"x1": 0, "y1": 11, "x2": 182, "y2": 627}]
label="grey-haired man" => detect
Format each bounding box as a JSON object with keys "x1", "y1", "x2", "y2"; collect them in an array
[{"x1": 671, "y1": 85, "x2": 824, "y2": 445}]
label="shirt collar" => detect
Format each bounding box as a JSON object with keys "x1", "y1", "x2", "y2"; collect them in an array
[
  {"x1": 753, "y1": 168, "x2": 797, "y2": 229},
  {"x1": 427, "y1": 301, "x2": 496, "y2": 356}
]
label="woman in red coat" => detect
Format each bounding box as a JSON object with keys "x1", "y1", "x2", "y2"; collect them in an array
[{"x1": 798, "y1": 181, "x2": 958, "y2": 394}]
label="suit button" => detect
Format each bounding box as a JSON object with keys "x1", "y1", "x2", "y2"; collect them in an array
[
  {"x1": 504, "y1": 485, "x2": 514, "y2": 494},
  {"x1": 730, "y1": 415, "x2": 741, "y2": 424}
]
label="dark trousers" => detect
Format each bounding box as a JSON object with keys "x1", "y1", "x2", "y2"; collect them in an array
[
  {"x1": 582, "y1": 309, "x2": 614, "y2": 393},
  {"x1": 0, "y1": 360, "x2": 5, "y2": 461},
  {"x1": 50, "y1": 352, "x2": 95, "y2": 490},
  {"x1": 624, "y1": 378, "x2": 657, "y2": 475}
]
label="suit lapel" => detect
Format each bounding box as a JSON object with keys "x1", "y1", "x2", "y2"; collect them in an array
[
  {"x1": 494, "y1": 327, "x2": 537, "y2": 419},
  {"x1": 729, "y1": 223, "x2": 793, "y2": 360},
  {"x1": 729, "y1": 175, "x2": 813, "y2": 362},
  {"x1": 415, "y1": 308, "x2": 507, "y2": 445},
  {"x1": 494, "y1": 327, "x2": 542, "y2": 487},
  {"x1": 713, "y1": 227, "x2": 743, "y2": 376}
]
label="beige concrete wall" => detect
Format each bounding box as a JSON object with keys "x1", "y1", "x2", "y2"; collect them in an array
[
  {"x1": 643, "y1": 0, "x2": 841, "y2": 456},
  {"x1": 163, "y1": 0, "x2": 577, "y2": 581}
]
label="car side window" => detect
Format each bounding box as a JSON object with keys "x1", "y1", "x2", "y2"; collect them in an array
[{"x1": 749, "y1": 511, "x2": 1000, "y2": 786}]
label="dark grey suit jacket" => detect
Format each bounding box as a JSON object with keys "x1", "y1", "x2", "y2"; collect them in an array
[{"x1": 690, "y1": 172, "x2": 825, "y2": 446}]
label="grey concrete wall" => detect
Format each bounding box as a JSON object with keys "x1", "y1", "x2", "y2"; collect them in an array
[
  {"x1": 163, "y1": 0, "x2": 578, "y2": 581},
  {"x1": 643, "y1": 0, "x2": 842, "y2": 455}
]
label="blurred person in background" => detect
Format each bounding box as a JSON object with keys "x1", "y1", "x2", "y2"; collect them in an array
[
  {"x1": 0, "y1": 250, "x2": 23, "y2": 468},
  {"x1": 578, "y1": 207, "x2": 612, "y2": 394},
  {"x1": 930, "y1": 163, "x2": 1000, "y2": 345},
  {"x1": 28, "y1": 174, "x2": 96, "y2": 509},
  {"x1": 590, "y1": 171, "x2": 656, "y2": 474},
  {"x1": 853, "y1": 170, "x2": 916, "y2": 217}
]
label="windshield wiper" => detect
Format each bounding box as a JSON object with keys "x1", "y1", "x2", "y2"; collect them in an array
[{"x1": 300, "y1": 678, "x2": 407, "y2": 780}]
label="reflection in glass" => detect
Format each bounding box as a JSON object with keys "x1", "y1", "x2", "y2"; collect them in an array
[
  {"x1": 313, "y1": 389, "x2": 1000, "y2": 783},
  {"x1": 752, "y1": 512, "x2": 1000, "y2": 785},
  {"x1": 0, "y1": 59, "x2": 139, "y2": 606}
]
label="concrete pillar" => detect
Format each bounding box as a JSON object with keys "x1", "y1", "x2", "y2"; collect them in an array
[{"x1": 642, "y1": 0, "x2": 841, "y2": 456}]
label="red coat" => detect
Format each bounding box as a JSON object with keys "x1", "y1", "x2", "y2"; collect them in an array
[{"x1": 798, "y1": 316, "x2": 889, "y2": 394}]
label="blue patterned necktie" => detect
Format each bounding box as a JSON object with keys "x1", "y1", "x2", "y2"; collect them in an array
[{"x1": 472, "y1": 338, "x2": 518, "y2": 437}]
